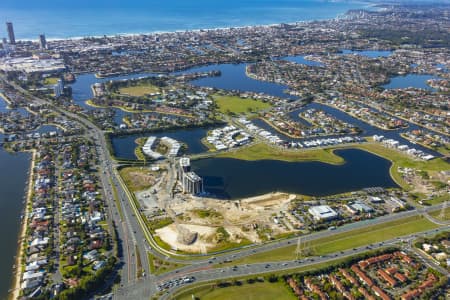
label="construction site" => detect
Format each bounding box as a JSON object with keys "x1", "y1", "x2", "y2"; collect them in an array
[{"x1": 123, "y1": 159, "x2": 299, "y2": 253}]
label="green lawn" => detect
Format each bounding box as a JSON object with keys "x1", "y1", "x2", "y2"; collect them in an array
[
  {"x1": 148, "y1": 253, "x2": 185, "y2": 275},
  {"x1": 176, "y1": 281, "x2": 295, "y2": 300},
  {"x1": 118, "y1": 83, "x2": 160, "y2": 96},
  {"x1": 425, "y1": 194, "x2": 450, "y2": 205},
  {"x1": 44, "y1": 77, "x2": 59, "y2": 85},
  {"x1": 429, "y1": 208, "x2": 450, "y2": 221},
  {"x1": 214, "y1": 95, "x2": 271, "y2": 115},
  {"x1": 355, "y1": 143, "x2": 449, "y2": 172},
  {"x1": 216, "y1": 142, "x2": 344, "y2": 165},
  {"x1": 227, "y1": 215, "x2": 439, "y2": 265},
  {"x1": 109, "y1": 177, "x2": 124, "y2": 220}
]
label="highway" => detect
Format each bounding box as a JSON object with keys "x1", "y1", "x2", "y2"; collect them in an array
[{"x1": 116, "y1": 226, "x2": 450, "y2": 300}]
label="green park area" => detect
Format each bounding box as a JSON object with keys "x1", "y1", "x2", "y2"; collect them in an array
[
  {"x1": 226, "y1": 215, "x2": 439, "y2": 265},
  {"x1": 216, "y1": 142, "x2": 344, "y2": 164},
  {"x1": 43, "y1": 77, "x2": 59, "y2": 85},
  {"x1": 213, "y1": 94, "x2": 271, "y2": 115},
  {"x1": 118, "y1": 83, "x2": 160, "y2": 96},
  {"x1": 175, "y1": 281, "x2": 295, "y2": 300},
  {"x1": 353, "y1": 143, "x2": 450, "y2": 190}
]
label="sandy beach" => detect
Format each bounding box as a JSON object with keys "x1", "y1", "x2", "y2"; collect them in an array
[{"x1": 10, "y1": 149, "x2": 36, "y2": 300}]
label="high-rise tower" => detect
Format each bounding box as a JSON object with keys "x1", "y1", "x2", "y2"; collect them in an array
[
  {"x1": 39, "y1": 34, "x2": 46, "y2": 49},
  {"x1": 6, "y1": 22, "x2": 15, "y2": 44}
]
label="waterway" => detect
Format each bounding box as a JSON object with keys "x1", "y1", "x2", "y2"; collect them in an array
[
  {"x1": 263, "y1": 103, "x2": 441, "y2": 157},
  {"x1": 0, "y1": 134, "x2": 30, "y2": 299},
  {"x1": 111, "y1": 127, "x2": 211, "y2": 160},
  {"x1": 341, "y1": 49, "x2": 393, "y2": 58},
  {"x1": 279, "y1": 55, "x2": 324, "y2": 67},
  {"x1": 191, "y1": 149, "x2": 399, "y2": 199},
  {"x1": 89, "y1": 58, "x2": 445, "y2": 158},
  {"x1": 69, "y1": 62, "x2": 298, "y2": 126},
  {"x1": 0, "y1": 94, "x2": 29, "y2": 116},
  {"x1": 383, "y1": 74, "x2": 439, "y2": 91},
  {"x1": 186, "y1": 64, "x2": 297, "y2": 100},
  {"x1": 0, "y1": 97, "x2": 41, "y2": 298}
]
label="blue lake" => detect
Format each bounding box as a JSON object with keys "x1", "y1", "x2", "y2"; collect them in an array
[
  {"x1": 185, "y1": 63, "x2": 297, "y2": 100},
  {"x1": 341, "y1": 49, "x2": 393, "y2": 58},
  {"x1": 383, "y1": 74, "x2": 439, "y2": 91},
  {"x1": 281, "y1": 56, "x2": 324, "y2": 67},
  {"x1": 192, "y1": 149, "x2": 399, "y2": 199}
]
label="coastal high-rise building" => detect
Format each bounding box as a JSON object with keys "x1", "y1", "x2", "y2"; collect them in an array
[
  {"x1": 6, "y1": 22, "x2": 15, "y2": 45},
  {"x1": 177, "y1": 158, "x2": 204, "y2": 195},
  {"x1": 39, "y1": 34, "x2": 46, "y2": 49},
  {"x1": 54, "y1": 79, "x2": 64, "y2": 98}
]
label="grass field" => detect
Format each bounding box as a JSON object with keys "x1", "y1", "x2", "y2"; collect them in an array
[
  {"x1": 425, "y1": 194, "x2": 450, "y2": 205},
  {"x1": 214, "y1": 95, "x2": 271, "y2": 115},
  {"x1": 118, "y1": 83, "x2": 160, "y2": 96},
  {"x1": 429, "y1": 208, "x2": 450, "y2": 221},
  {"x1": 118, "y1": 166, "x2": 155, "y2": 192},
  {"x1": 351, "y1": 143, "x2": 449, "y2": 190},
  {"x1": 226, "y1": 215, "x2": 439, "y2": 265},
  {"x1": 134, "y1": 137, "x2": 147, "y2": 161},
  {"x1": 176, "y1": 281, "x2": 295, "y2": 300},
  {"x1": 43, "y1": 77, "x2": 59, "y2": 85},
  {"x1": 216, "y1": 142, "x2": 345, "y2": 164},
  {"x1": 148, "y1": 253, "x2": 184, "y2": 275},
  {"x1": 109, "y1": 177, "x2": 124, "y2": 220},
  {"x1": 355, "y1": 143, "x2": 449, "y2": 172}
]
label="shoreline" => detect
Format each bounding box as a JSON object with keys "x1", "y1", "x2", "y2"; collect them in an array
[
  {"x1": 85, "y1": 99, "x2": 195, "y2": 119},
  {"x1": 11, "y1": 1, "x2": 377, "y2": 42},
  {"x1": 10, "y1": 149, "x2": 36, "y2": 300},
  {"x1": 0, "y1": 92, "x2": 13, "y2": 105}
]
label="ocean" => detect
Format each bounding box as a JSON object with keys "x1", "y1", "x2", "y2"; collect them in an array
[{"x1": 0, "y1": 0, "x2": 372, "y2": 40}]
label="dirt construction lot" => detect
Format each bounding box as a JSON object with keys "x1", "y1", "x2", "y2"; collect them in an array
[{"x1": 155, "y1": 192, "x2": 298, "y2": 253}]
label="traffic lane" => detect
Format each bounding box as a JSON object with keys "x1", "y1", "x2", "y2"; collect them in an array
[{"x1": 158, "y1": 227, "x2": 450, "y2": 299}]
